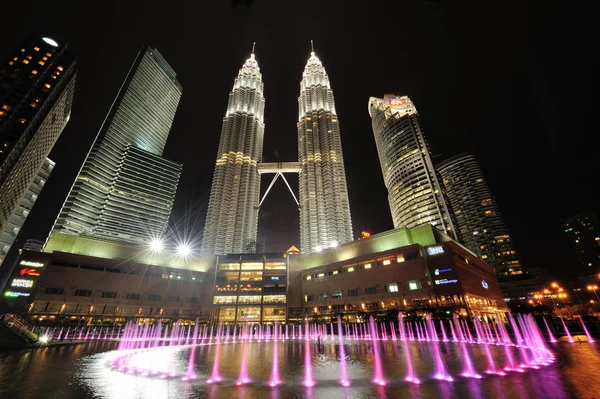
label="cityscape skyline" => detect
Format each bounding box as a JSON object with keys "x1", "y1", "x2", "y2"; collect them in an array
[{"x1": 0, "y1": 1, "x2": 595, "y2": 279}]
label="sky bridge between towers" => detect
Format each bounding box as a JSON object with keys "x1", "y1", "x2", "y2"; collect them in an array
[{"x1": 257, "y1": 162, "x2": 301, "y2": 207}]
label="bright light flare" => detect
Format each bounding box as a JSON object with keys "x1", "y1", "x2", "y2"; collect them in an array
[
  {"x1": 149, "y1": 238, "x2": 164, "y2": 252},
  {"x1": 38, "y1": 335, "x2": 49, "y2": 344},
  {"x1": 177, "y1": 243, "x2": 192, "y2": 257}
]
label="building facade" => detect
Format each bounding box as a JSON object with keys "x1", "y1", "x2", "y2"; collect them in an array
[
  {"x1": 0, "y1": 158, "x2": 54, "y2": 268},
  {"x1": 288, "y1": 224, "x2": 507, "y2": 322},
  {"x1": 561, "y1": 212, "x2": 600, "y2": 275},
  {"x1": 298, "y1": 51, "x2": 353, "y2": 253},
  {"x1": 210, "y1": 253, "x2": 287, "y2": 324},
  {"x1": 201, "y1": 52, "x2": 265, "y2": 256},
  {"x1": 0, "y1": 34, "x2": 76, "y2": 270},
  {"x1": 438, "y1": 152, "x2": 523, "y2": 276},
  {"x1": 51, "y1": 46, "x2": 182, "y2": 245},
  {"x1": 368, "y1": 95, "x2": 457, "y2": 240}
]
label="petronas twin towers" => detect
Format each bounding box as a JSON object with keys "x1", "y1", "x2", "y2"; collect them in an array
[{"x1": 202, "y1": 49, "x2": 353, "y2": 255}]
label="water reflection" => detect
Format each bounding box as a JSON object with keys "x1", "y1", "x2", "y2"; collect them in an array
[{"x1": 0, "y1": 340, "x2": 597, "y2": 398}]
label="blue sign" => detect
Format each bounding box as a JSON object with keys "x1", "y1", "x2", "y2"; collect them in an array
[
  {"x1": 481, "y1": 280, "x2": 489, "y2": 289},
  {"x1": 434, "y1": 268, "x2": 452, "y2": 275}
]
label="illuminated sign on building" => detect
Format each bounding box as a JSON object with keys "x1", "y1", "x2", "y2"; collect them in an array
[
  {"x1": 4, "y1": 291, "x2": 31, "y2": 297},
  {"x1": 427, "y1": 246, "x2": 444, "y2": 255},
  {"x1": 434, "y1": 268, "x2": 452, "y2": 275},
  {"x1": 481, "y1": 280, "x2": 489, "y2": 289},
  {"x1": 19, "y1": 260, "x2": 44, "y2": 268},
  {"x1": 19, "y1": 268, "x2": 40, "y2": 277},
  {"x1": 435, "y1": 279, "x2": 458, "y2": 285},
  {"x1": 11, "y1": 279, "x2": 34, "y2": 288},
  {"x1": 388, "y1": 97, "x2": 406, "y2": 106}
]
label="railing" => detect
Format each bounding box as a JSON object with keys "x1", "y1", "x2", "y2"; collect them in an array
[{"x1": 1, "y1": 314, "x2": 38, "y2": 343}]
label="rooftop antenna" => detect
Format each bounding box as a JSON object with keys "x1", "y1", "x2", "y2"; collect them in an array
[
  {"x1": 252, "y1": 42, "x2": 256, "y2": 54},
  {"x1": 311, "y1": 40, "x2": 314, "y2": 54}
]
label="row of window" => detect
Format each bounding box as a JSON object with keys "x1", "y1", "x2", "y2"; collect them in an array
[
  {"x1": 304, "y1": 280, "x2": 422, "y2": 302},
  {"x1": 213, "y1": 295, "x2": 287, "y2": 305},
  {"x1": 303, "y1": 252, "x2": 419, "y2": 281},
  {"x1": 44, "y1": 287, "x2": 197, "y2": 303}
]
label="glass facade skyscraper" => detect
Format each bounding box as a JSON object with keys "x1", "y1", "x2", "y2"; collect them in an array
[
  {"x1": 0, "y1": 34, "x2": 76, "y2": 269},
  {"x1": 368, "y1": 95, "x2": 457, "y2": 240},
  {"x1": 298, "y1": 51, "x2": 353, "y2": 253},
  {"x1": 201, "y1": 52, "x2": 265, "y2": 255},
  {"x1": 438, "y1": 152, "x2": 522, "y2": 275},
  {"x1": 51, "y1": 46, "x2": 182, "y2": 244}
]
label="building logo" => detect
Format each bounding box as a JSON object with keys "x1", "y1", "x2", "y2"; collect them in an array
[
  {"x1": 19, "y1": 260, "x2": 44, "y2": 268},
  {"x1": 427, "y1": 246, "x2": 444, "y2": 255},
  {"x1": 388, "y1": 97, "x2": 406, "y2": 106},
  {"x1": 434, "y1": 268, "x2": 452, "y2": 275},
  {"x1": 435, "y1": 279, "x2": 458, "y2": 285},
  {"x1": 11, "y1": 279, "x2": 34, "y2": 288},
  {"x1": 19, "y1": 268, "x2": 40, "y2": 277},
  {"x1": 4, "y1": 291, "x2": 31, "y2": 297},
  {"x1": 481, "y1": 280, "x2": 489, "y2": 289}
]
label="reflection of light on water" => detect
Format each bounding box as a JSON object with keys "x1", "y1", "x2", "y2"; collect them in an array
[{"x1": 76, "y1": 349, "x2": 189, "y2": 399}]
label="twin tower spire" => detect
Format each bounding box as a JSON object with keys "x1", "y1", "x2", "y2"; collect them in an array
[{"x1": 201, "y1": 44, "x2": 353, "y2": 255}]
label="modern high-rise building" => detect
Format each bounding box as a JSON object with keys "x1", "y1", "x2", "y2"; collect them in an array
[
  {"x1": 201, "y1": 52, "x2": 265, "y2": 255},
  {"x1": 0, "y1": 34, "x2": 76, "y2": 269},
  {"x1": 368, "y1": 95, "x2": 457, "y2": 240},
  {"x1": 298, "y1": 51, "x2": 353, "y2": 253},
  {"x1": 50, "y1": 46, "x2": 182, "y2": 245},
  {"x1": 438, "y1": 152, "x2": 522, "y2": 276},
  {"x1": 561, "y1": 212, "x2": 600, "y2": 274}
]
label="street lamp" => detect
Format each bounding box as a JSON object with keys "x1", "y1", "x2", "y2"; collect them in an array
[{"x1": 587, "y1": 285, "x2": 600, "y2": 301}]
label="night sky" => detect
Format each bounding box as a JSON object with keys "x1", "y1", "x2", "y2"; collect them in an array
[{"x1": 1, "y1": 1, "x2": 596, "y2": 278}]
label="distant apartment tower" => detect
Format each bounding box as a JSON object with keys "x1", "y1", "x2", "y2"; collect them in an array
[
  {"x1": 561, "y1": 212, "x2": 600, "y2": 273},
  {"x1": 0, "y1": 34, "x2": 76, "y2": 269},
  {"x1": 368, "y1": 95, "x2": 457, "y2": 239},
  {"x1": 438, "y1": 153, "x2": 522, "y2": 275},
  {"x1": 298, "y1": 51, "x2": 353, "y2": 253},
  {"x1": 201, "y1": 52, "x2": 265, "y2": 256},
  {"x1": 50, "y1": 46, "x2": 182, "y2": 245}
]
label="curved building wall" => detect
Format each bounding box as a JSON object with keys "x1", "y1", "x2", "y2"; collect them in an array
[
  {"x1": 438, "y1": 153, "x2": 522, "y2": 275},
  {"x1": 368, "y1": 95, "x2": 457, "y2": 240},
  {"x1": 298, "y1": 52, "x2": 353, "y2": 253},
  {"x1": 201, "y1": 53, "x2": 265, "y2": 255}
]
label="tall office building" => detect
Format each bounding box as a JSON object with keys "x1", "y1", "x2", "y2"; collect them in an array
[
  {"x1": 298, "y1": 51, "x2": 353, "y2": 253},
  {"x1": 438, "y1": 153, "x2": 522, "y2": 275},
  {"x1": 0, "y1": 34, "x2": 76, "y2": 269},
  {"x1": 368, "y1": 95, "x2": 457, "y2": 239},
  {"x1": 561, "y1": 212, "x2": 600, "y2": 274},
  {"x1": 201, "y1": 52, "x2": 265, "y2": 255},
  {"x1": 50, "y1": 46, "x2": 182, "y2": 245}
]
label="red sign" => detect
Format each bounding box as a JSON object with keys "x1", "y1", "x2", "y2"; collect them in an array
[{"x1": 19, "y1": 268, "x2": 40, "y2": 277}]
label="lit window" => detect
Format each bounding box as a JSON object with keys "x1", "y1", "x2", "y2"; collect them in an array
[
  {"x1": 31, "y1": 70, "x2": 38, "y2": 75},
  {"x1": 38, "y1": 61, "x2": 45, "y2": 66},
  {"x1": 397, "y1": 255, "x2": 405, "y2": 262},
  {"x1": 0, "y1": 111, "x2": 4, "y2": 116},
  {"x1": 13, "y1": 57, "x2": 18, "y2": 61},
  {"x1": 44, "y1": 83, "x2": 51, "y2": 89},
  {"x1": 387, "y1": 283, "x2": 399, "y2": 293},
  {"x1": 27, "y1": 55, "x2": 32, "y2": 60},
  {"x1": 9, "y1": 61, "x2": 14, "y2": 65},
  {"x1": 347, "y1": 267, "x2": 355, "y2": 272},
  {"x1": 383, "y1": 259, "x2": 391, "y2": 265},
  {"x1": 22, "y1": 59, "x2": 29, "y2": 64},
  {"x1": 30, "y1": 102, "x2": 37, "y2": 108},
  {"x1": 45, "y1": 52, "x2": 52, "y2": 57},
  {"x1": 57, "y1": 65, "x2": 64, "y2": 71},
  {"x1": 364, "y1": 263, "x2": 372, "y2": 269},
  {"x1": 19, "y1": 118, "x2": 26, "y2": 124},
  {"x1": 51, "y1": 74, "x2": 57, "y2": 79},
  {"x1": 21, "y1": 48, "x2": 25, "y2": 52},
  {"x1": 2, "y1": 105, "x2": 12, "y2": 111},
  {"x1": 306, "y1": 275, "x2": 311, "y2": 280},
  {"x1": 332, "y1": 290, "x2": 342, "y2": 298},
  {"x1": 332, "y1": 270, "x2": 339, "y2": 275},
  {"x1": 318, "y1": 273, "x2": 324, "y2": 278},
  {"x1": 42, "y1": 56, "x2": 48, "y2": 61},
  {"x1": 408, "y1": 280, "x2": 422, "y2": 290},
  {"x1": 33, "y1": 46, "x2": 40, "y2": 51}
]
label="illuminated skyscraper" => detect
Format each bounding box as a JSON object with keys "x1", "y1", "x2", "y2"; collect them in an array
[
  {"x1": 0, "y1": 34, "x2": 76, "y2": 269},
  {"x1": 50, "y1": 46, "x2": 182, "y2": 245},
  {"x1": 368, "y1": 95, "x2": 457, "y2": 239},
  {"x1": 201, "y1": 52, "x2": 265, "y2": 255},
  {"x1": 298, "y1": 50, "x2": 353, "y2": 253},
  {"x1": 438, "y1": 153, "x2": 522, "y2": 275},
  {"x1": 561, "y1": 212, "x2": 600, "y2": 274}
]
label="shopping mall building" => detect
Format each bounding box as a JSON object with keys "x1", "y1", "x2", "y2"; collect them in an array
[{"x1": 2, "y1": 225, "x2": 508, "y2": 325}]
